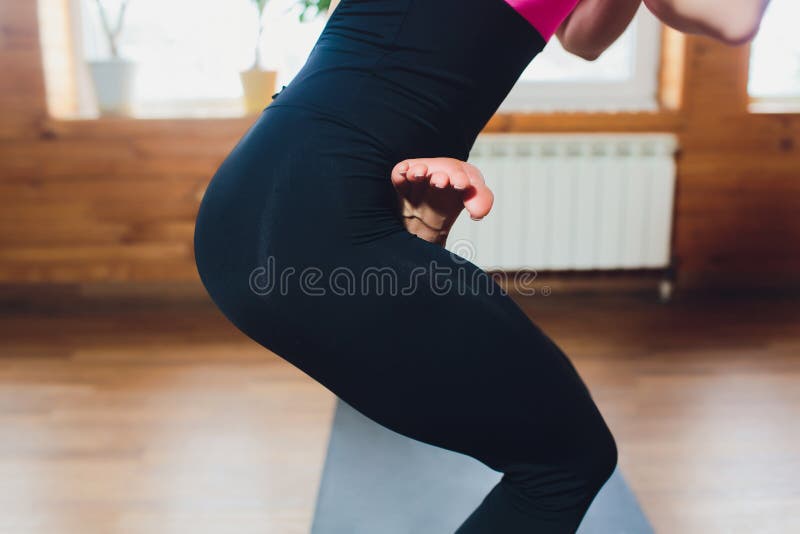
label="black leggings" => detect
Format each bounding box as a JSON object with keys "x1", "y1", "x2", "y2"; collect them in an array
[{"x1": 194, "y1": 0, "x2": 617, "y2": 531}]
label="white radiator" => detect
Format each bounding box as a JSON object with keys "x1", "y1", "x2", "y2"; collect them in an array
[{"x1": 447, "y1": 134, "x2": 679, "y2": 271}]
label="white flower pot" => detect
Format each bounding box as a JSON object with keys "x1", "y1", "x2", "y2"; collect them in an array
[{"x1": 88, "y1": 58, "x2": 137, "y2": 117}]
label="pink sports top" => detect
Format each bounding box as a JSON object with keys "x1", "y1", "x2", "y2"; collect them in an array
[{"x1": 503, "y1": 0, "x2": 581, "y2": 41}]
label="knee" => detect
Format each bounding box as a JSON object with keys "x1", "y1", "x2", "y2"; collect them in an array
[
  {"x1": 575, "y1": 422, "x2": 618, "y2": 496},
  {"x1": 499, "y1": 425, "x2": 617, "y2": 509}
]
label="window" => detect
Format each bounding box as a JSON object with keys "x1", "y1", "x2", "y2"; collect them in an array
[
  {"x1": 501, "y1": 5, "x2": 663, "y2": 112},
  {"x1": 50, "y1": 0, "x2": 326, "y2": 118},
  {"x1": 42, "y1": 0, "x2": 662, "y2": 119},
  {"x1": 748, "y1": 0, "x2": 800, "y2": 110}
]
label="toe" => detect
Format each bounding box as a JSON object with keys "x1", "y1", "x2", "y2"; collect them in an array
[
  {"x1": 430, "y1": 171, "x2": 449, "y2": 188},
  {"x1": 407, "y1": 163, "x2": 429, "y2": 182},
  {"x1": 449, "y1": 171, "x2": 469, "y2": 190},
  {"x1": 463, "y1": 182, "x2": 494, "y2": 220},
  {"x1": 391, "y1": 160, "x2": 411, "y2": 187}
]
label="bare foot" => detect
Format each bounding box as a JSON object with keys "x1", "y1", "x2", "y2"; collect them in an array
[{"x1": 390, "y1": 157, "x2": 494, "y2": 246}]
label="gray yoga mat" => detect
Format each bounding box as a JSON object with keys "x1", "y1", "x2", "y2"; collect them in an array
[{"x1": 311, "y1": 399, "x2": 653, "y2": 534}]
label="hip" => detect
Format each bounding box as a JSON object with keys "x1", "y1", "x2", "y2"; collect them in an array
[{"x1": 194, "y1": 105, "x2": 408, "y2": 276}]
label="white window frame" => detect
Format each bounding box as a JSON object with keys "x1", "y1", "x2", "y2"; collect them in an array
[
  {"x1": 46, "y1": 0, "x2": 662, "y2": 119},
  {"x1": 499, "y1": 8, "x2": 663, "y2": 113},
  {"x1": 746, "y1": 0, "x2": 800, "y2": 113}
]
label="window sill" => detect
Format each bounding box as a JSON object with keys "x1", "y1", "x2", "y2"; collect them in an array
[
  {"x1": 46, "y1": 102, "x2": 683, "y2": 133},
  {"x1": 486, "y1": 109, "x2": 684, "y2": 134},
  {"x1": 49, "y1": 99, "x2": 263, "y2": 121},
  {"x1": 749, "y1": 98, "x2": 800, "y2": 115}
]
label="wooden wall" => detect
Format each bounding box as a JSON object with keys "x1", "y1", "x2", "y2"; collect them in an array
[{"x1": 1, "y1": 1, "x2": 799, "y2": 288}]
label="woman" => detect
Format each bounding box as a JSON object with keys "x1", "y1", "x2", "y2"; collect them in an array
[{"x1": 194, "y1": 0, "x2": 769, "y2": 531}]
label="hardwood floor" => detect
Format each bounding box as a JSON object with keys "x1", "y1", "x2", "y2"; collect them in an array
[{"x1": 0, "y1": 291, "x2": 798, "y2": 533}]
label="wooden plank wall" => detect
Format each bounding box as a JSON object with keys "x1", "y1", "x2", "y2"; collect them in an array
[{"x1": 1, "y1": 1, "x2": 799, "y2": 288}]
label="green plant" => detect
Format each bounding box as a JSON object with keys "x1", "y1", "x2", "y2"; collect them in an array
[
  {"x1": 297, "y1": 0, "x2": 331, "y2": 22},
  {"x1": 93, "y1": 0, "x2": 130, "y2": 58},
  {"x1": 247, "y1": 0, "x2": 329, "y2": 67},
  {"x1": 249, "y1": 0, "x2": 270, "y2": 69}
]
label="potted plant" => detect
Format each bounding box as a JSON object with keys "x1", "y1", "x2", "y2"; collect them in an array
[
  {"x1": 239, "y1": 0, "x2": 339, "y2": 114},
  {"x1": 240, "y1": 0, "x2": 338, "y2": 114},
  {"x1": 87, "y1": 0, "x2": 136, "y2": 116},
  {"x1": 240, "y1": 0, "x2": 278, "y2": 114},
  {"x1": 297, "y1": 0, "x2": 335, "y2": 21}
]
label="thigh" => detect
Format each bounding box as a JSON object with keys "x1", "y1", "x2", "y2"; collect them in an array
[{"x1": 247, "y1": 231, "x2": 609, "y2": 472}]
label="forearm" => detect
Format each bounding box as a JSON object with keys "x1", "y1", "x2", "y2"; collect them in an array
[
  {"x1": 643, "y1": 0, "x2": 770, "y2": 44},
  {"x1": 555, "y1": 0, "x2": 642, "y2": 61}
]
